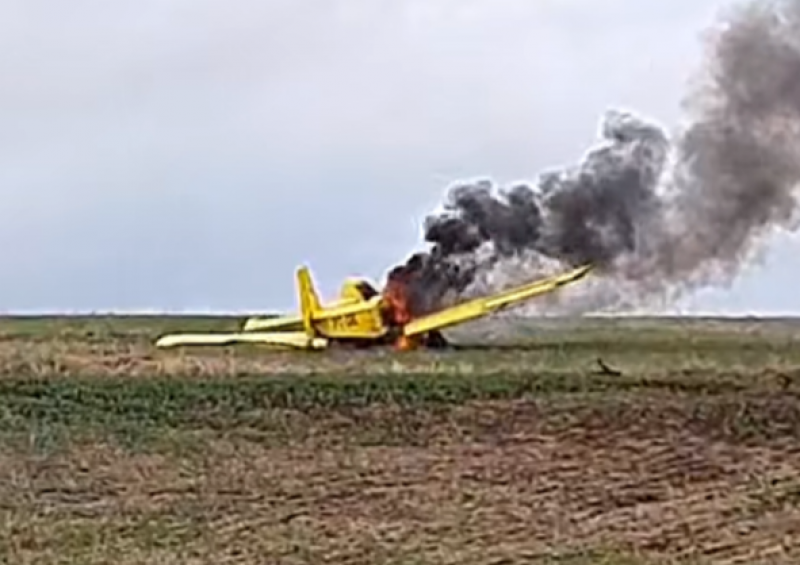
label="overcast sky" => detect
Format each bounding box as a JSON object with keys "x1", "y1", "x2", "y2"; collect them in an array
[{"x1": 2, "y1": 0, "x2": 798, "y2": 314}]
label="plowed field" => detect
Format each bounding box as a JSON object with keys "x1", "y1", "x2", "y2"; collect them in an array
[{"x1": 1, "y1": 316, "x2": 799, "y2": 564}]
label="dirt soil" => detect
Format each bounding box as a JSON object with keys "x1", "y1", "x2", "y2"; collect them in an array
[
  {"x1": 1, "y1": 316, "x2": 800, "y2": 564},
  {"x1": 3, "y1": 397, "x2": 800, "y2": 564}
]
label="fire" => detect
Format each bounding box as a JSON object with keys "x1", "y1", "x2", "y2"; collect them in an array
[
  {"x1": 381, "y1": 266, "x2": 414, "y2": 326},
  {"x1": 380, "y1": 263, "x2": 450, "y2": 351},
  {"x1": 381, "y1": 265, "x2": 420, "y2": 350}
]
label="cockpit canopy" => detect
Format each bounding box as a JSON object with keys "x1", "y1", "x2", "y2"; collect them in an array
[{"x1": 339, "y1": 278, "x2": 379, "y2": 301}]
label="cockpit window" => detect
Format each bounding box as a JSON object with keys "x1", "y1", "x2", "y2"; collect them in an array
[{"x1": 355, "y1": 281, "x2": 379, "y2": 300}]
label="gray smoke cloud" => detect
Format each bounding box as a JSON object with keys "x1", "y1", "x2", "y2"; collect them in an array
[{"x1": 392, "y1": 0, "x2": 800, "y2": 316}]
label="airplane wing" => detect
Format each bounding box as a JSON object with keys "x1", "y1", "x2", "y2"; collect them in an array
[
  {"x1": 402, "y1": 264, "x2": 592, "y2": 337},
  {"x1": 155, "y1": 330, "x2": 327, "y2": 349}
]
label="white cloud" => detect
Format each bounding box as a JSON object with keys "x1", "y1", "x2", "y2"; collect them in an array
[{"x1": 2, "y1": 0, "x2": 795, "y2": 313}]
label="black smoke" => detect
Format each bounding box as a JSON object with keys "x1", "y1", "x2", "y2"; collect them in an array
[{"x1": 391, "y1": 0, "x2": 800, "y2": 316}]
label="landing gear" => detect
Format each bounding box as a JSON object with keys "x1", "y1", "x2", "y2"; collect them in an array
[{"x1": 423, "y1": 330, "x2": 450, "y2": 349}]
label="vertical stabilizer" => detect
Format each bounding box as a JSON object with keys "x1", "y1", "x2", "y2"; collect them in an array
[{"x1": 296, "y1": 266, "x2": 321, "y2": 336}]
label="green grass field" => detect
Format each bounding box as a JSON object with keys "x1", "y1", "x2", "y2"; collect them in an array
[{"x1": 1, "y1": 315, "x2": 800, "y2": 564}]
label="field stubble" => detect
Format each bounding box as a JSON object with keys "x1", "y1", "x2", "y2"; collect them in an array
[{"x1": 1, "y1": 315, "x2": 800, "y2": 564}]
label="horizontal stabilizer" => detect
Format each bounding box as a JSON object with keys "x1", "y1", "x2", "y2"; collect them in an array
[{"x1": 242, "y1": 314, "x2": 304, "y2": 332}]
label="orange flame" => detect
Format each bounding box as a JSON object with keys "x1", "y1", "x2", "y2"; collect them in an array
[
  {"x1": 382, "y1": 277, "x2": 413, "y2": 326},
  {"x1": 381, "y1": 265, "x2": 426, "y2": 350}
]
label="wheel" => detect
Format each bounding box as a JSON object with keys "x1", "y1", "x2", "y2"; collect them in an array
[{"x1": 424, "y1": 330, "x2": 450, "y2": 349}]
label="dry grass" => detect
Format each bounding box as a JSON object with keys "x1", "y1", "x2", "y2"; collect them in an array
[
  {"x1": 1, "y1": 315, "x2": 800, "y2": 564},
  {"x1": 0, "y1": 314, "x2": 799, "y2": 380}
]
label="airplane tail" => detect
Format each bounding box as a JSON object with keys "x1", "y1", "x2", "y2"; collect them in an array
[{"x1": 296, "y1": 266, "x2": 322, "y2": 335}]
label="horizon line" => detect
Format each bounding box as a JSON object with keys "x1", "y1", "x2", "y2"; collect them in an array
[{"x1": 0, "y1": 309, "x2": 798, "y2": 319}]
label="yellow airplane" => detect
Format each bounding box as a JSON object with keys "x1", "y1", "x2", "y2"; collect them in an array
[{"x1": 154, "y1": 263, "x2": 592, "y2": 351}]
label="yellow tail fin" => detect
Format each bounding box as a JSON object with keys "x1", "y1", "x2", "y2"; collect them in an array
[{"x1": 296, "y1": 266, "x2": 321, "y2": 336}]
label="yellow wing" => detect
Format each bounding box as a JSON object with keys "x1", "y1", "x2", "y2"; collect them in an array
[
  {"x1": 155, "y1": 331, "x2": 327, "y2": 349},
  {"x1": 403, "y1": 264, "x2": 592, "y2": 337}
]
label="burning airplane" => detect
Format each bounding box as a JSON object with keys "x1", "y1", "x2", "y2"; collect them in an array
[{"x1": 154, "y1": 263, "x2": 592, "y2": 351}]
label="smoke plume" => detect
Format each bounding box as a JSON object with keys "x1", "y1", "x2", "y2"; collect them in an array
[{"x1": 391, "y1": 0, "x2": 800, "y2": 316}]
